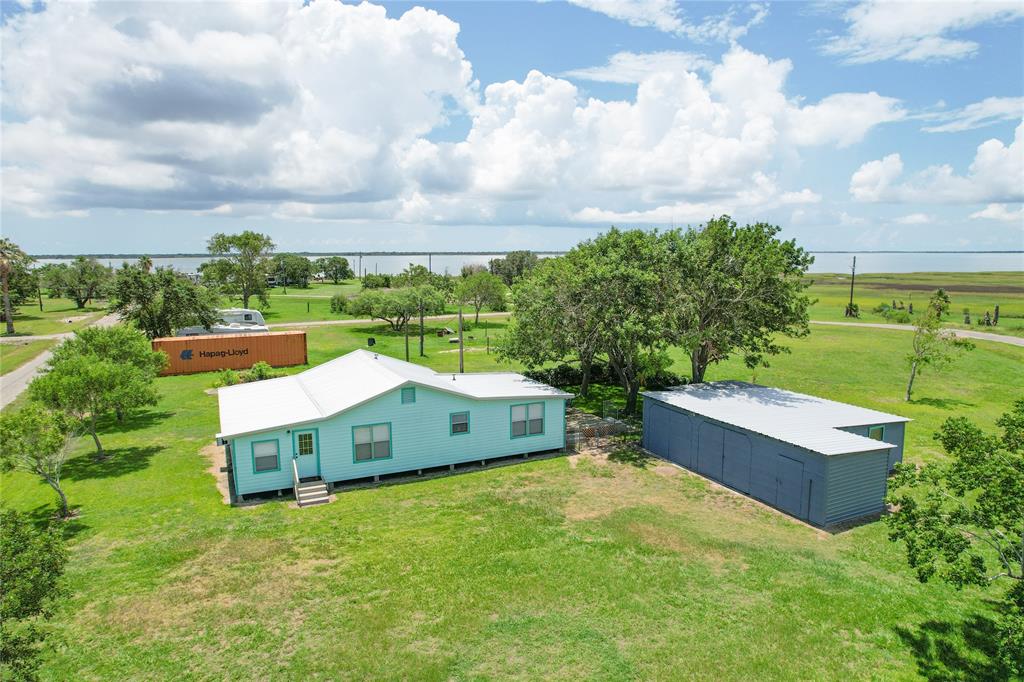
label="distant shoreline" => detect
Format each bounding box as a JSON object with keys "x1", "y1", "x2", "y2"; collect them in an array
[{"x1": 26, "y1": 250, "x2": 1024, "y2": 258}]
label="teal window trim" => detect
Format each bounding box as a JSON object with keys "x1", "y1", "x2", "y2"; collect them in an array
[
  {"x1": 251, "y1": 438, "x2": 281, "y2": 474},
  {"x1": 352, "y1": 421, "x2": 393, "y2": 463},
  {"x1": 292, "y1": 428, "x2": 321, "y2": 473},
  {"x1": 450, "y1": 411, "x2": 471, "y2": 436},
  {"x1": 868, "y1": 425, "x2": 885, "y2": 441},
  {"x1": 401, "y1": 386, "x2": 416, "y2": 404},
  {"x1": 510, "y1": 401, "x2": 545, "y2": 439}
]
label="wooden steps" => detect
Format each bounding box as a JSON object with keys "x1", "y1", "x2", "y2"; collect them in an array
[{"x1": 296, "y1": 479, "x2": 330, "y2": 507}]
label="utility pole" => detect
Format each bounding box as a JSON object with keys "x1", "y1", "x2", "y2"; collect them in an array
[
  {"x1": 458, "y1": 306, "x2": 464, "y2": 373},
  {"x1": 358, "y1": 254, "x2": 362, "y2": 279},
  {"x1": 845, "y1": 256, "x2": 857, "y2": 317},
  {"x1": 404, "y1": 317, "x2": 410, "y2": 362},
  {"x1": 419, "y1": 302, "x2": 425, "y2": 357},
  {"x1": 428, "y1": 253, "x2": 432, "y2": 273}
]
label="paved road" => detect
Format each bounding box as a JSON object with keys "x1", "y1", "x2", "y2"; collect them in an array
[
  {"x1": 810, "y1": 320, "x2": 1024, "y2": 347},
  {"x1": 0, "y1": 314, "x2": 119, "y2": 409}
]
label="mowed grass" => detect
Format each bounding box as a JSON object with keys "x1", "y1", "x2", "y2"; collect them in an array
[
  {"x1": 2, "y1": 318, "x2": 1021, "y2": 679},
  {"x1": 2, "y1": 297, "x2": 107, "y2": 337},
  {"x1": 807, "y1": 270, "x2": 1024, "y2": 336},
  {"x1": 0, "y1": 338, "x2": 56, "y2": 375}
]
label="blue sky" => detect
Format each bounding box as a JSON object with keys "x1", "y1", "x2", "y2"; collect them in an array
[{"x1": 1, "y1": 0, "x2": 1022, "y2": 254}]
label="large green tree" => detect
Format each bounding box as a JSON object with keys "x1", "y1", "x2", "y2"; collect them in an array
[
  {"x1": 489, "y1": 250, "x2": 539, "y2": 287},
  {"x1": 46, "y1": 256, "x2": 109, "y2": 309},
  {"x1": 314, "y1": 256, "x2": 354, "y2": 284},
  {"x1": 455, "y1": 271, "x2": 505, "y2": 323},
  {"x1": 349, "y1": 289, "x2": 418, "y2": 332},
  {"x1": 500, "y1": 256, "x2": 603, "y2": 397},
  {"x1": 0, "y1": 404, "x2": 76, "y2": 519},
  {"x1": 406, "y1": 284, "x2": 446, "y2": 356},
  {"x1": 29, "y1": 325, "x2": 165, "y2": 457},
  {"x1": 669, "y1": 216, "x2": 814, "y2": 383},
  {"x1": 0, "y1": 238, "x2": 34, "y2": 334},
  {"x1": 0, "y1": 510, "x2": 67, "y2": 681},
  {"x1": 887, "y1": 401, "x2": 1024, "y2": 675},
  {"x1": 905, "y1": 289, "x2": 974, "y2": 401},
  {"x1": 271, "y1": 253, "x2": 315, "y2": 288},
  {"x1": 202, "y1": 231, "x2": 275, "y2": 308},
  {"x1": 110, "y1": 260, "x2": 219, "y2": 339}
]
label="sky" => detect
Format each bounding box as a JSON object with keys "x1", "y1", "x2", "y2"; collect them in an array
[{"x1": 1, "y1": 0, "x2": 1022, "y2": 255}]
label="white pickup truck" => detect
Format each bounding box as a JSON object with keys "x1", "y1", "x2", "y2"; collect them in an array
[{"x1": 176, "y1": 308, "x2": 269, "y2": 336}]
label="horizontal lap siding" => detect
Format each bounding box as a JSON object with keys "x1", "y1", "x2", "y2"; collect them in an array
[
  {"x1": 230, "y1": 388, "x2": 565, "y2": 496},
  {"x1": 825, "y1": 451, "x2": 889, "y2": 524},
  {"x1": 839, "y1": 421, "x2": 905, "y2": 471}
]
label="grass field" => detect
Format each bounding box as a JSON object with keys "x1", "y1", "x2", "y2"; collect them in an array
[
  {"x1": 3, "y1": 313, "x2": 1020, "y2": 679},
  {"x1": 807, "y1": 271, "x2": 1024, "y2": 336},
  {"x1": 0, "y1": 338, "x2": 56, "y2": 375},
  {"x1": 1, "y1": 297, "x2": 108, "y2": 337}
]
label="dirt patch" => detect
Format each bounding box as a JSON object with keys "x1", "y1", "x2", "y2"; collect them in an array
[
  {"x1": 438, "y1": 346, "x2": 487, "y2": 354},
  {"x1": 628, "y1": 522, "x2": 739, "y2": 573},
  {"x1": 201, "y1": 442, "x2": 232, "y2": 505}
]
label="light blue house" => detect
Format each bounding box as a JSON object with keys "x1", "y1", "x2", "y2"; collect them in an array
[{"x1": 216, "y1": 349, "x2": 571, "y2": 505}]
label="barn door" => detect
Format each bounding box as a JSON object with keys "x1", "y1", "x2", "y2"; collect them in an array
[
  {"x1": 775, "y1": 455, "x2": 805, "y2": 518},
  {"x1": 722, "y1": 430, "x2": 752, "y2": 493},
  {"x1": 697, "y1": 422, "x2": 725, "y2": 481},
  {"x1": 666, "y1": 413, "x2": 692, "y2": 468}
]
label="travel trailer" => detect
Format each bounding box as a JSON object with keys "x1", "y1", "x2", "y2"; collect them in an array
[{"x1": 177, "y1": 308, "x2": 269, "y2": 336}]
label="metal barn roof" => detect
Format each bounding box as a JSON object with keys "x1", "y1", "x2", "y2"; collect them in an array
[
  {"x1": 217, "y1": 349, "x2": 571, "y2": 440},
  {"x1": 641, "y1": 381, "x2": 910, "y2": 456}
]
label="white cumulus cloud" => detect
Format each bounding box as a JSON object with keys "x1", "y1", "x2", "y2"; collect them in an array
[{"x1": 921, "y1": 96, "x2": 1024, "y2": 133}]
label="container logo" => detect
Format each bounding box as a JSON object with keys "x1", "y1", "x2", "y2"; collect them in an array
[
  {"x1": 180, "y1": 349, "x2": 194, "y2": 360},
  {"x1": 199, "y1": 348, "x2": 249, "y2": 359}
]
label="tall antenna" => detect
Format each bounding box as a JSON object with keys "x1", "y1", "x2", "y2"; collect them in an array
[{"x1": 846, "y1": 255, "x2": 857, "y2": 317}]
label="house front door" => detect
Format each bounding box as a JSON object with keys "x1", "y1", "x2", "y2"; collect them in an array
[{"x1": 294, "y1": 430, "x2": 320, "y2": 479}]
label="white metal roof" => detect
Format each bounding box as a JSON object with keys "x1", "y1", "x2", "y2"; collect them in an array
[
  {"x1": 217, "y1": 349, "x2": 571, "y2": 440},
  {"x1": 641, "y1": 381, "x2": 910, "y2": 456}
]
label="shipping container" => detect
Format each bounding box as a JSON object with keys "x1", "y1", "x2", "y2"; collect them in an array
[{"x1": 153, "y1": 331, "x2": 307, "y2": 376}]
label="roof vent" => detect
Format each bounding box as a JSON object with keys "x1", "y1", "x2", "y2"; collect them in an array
[{"x1": 452, "y1": 374, "x2": 456, "y2": 381}]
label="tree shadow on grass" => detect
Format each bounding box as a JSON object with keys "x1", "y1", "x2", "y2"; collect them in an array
[
  {"x1": 895, "y1": 610, "x2": 1008, "y2": 681},
  {"x1": 63, "y1": 445, "x2": 163, "y2": 481},
  {"x1": 15, "y1": 502, "x2": 90, "y2": 541},
  {"x1": 98, "y1": 410, "x2": 173, "y2": 436},
  {"x1": 911, "y1": 396, "x2": 977, "y2": 410}
]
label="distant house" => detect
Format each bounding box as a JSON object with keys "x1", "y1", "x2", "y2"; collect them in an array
[
  {"x1": 216, "y1": 349, "x2": 571, "y2": 504},
  {"x1": 641, "y1": 382, "x2": 909, "y2": 527}
]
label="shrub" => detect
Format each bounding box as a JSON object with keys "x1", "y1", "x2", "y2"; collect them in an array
[
  {"x1": 361, "y1": 273, "x2": 392, "y2": 289},
  {"x1": 330, "y1": 294, "x2": 348, "y2": 315},
  {"x1": 215, "y1": 369, "x2": 240, "y2": 387},
  {"x1": 644, "y1": 368, "x2": 687, "y2": 390},
  {"x1": 241, "y1": 361, "x2": 282, "y2": 383}
]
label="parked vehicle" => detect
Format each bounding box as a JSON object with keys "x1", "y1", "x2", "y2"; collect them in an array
[{"x1": 177, "y1": 308, "x2": 269, "y2": 336}]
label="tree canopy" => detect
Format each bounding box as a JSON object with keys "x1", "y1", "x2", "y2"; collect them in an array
[
  {"x1": 0, "y1": 509, "x2": 67, "y2": 681},
  {"x1": 0, "y1": 238, "x2": 34, "y2": 334},
  {"x1": 489, "y1": 251, "x2": 539, "y2": 287},
  {"x1": 905, "y1": 289, "x2": 974, "y2": 401},
  {"x1": 455, "y1": 271, "x2": 505, "y2": 323},
  {"x1": 314, "y1": 256, "x2": 354, "y2": 284},
  {"x1": 44, "y1": 256, "x2": 110, "y2": 309},
  {"x1": 29, "y1": 325, "x2": 165, "y2": 456},
  {"x1": 887, "y1": 400, "x2": 1024, "y2": 674},
  {"x1": 202, "y1": 231, "x2": 275, "y2": 308},
  {"x1": 349, "y1": 289, "x2": 418, "y2": 332},
  {"x1": 110, "y1": 260, "x2": 219, "y2": 339},
  {"x1": 0, "y1": 404, "x2": 76, "y2": 518},
  {"x1": 668, "y1": 216, "x2": 814, "y2": 383},
  {"x1": 272, "y1": 253, "x2": 315, "y2": 288}
]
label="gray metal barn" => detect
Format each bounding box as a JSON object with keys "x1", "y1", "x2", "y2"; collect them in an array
[{"x1": 641, "y1": 382, "x2": 909, "y2": 527}]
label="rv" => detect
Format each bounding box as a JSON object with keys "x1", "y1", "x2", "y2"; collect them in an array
[{"x1": 177, "y1": 308, "x2": 270, "y2": 336}]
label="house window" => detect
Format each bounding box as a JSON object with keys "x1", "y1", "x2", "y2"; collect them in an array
[
  {"x1": 401, "y1": 387, "x2": 416, "y2": 404},
  {"x1": 868, "y1": 425, "x2": 885, "y2": 441},
  {"x1": 252, "y1": 440, "x2": 280, "y2": 473},
  {"x1": 450, "y1": 411, "x2": 470, "y2": 435},
  {"x1": 296, "y1": 431, "x2": 315, "y2": 456},
  {"x1": 354, "y1": 423, "x2": 391, "y2": 462},
  {"x1": 511, "y1": 402, "x2": 544, "y2": 438}
]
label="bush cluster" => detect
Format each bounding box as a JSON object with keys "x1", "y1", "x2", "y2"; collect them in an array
[
  {"x1": 872, "y1": 302, "x2": 912, "y2": 324},
  {"x1": 215, "y1": 361, "x2": 284, "y2": 388},
  {"x1": 524, "y1": 362, "x2": 685, "y2": 390},
  {"x1": 330, "y1": 294, "x2": 348, "y2": 314},
  {"x1": 361, "y1": 273, "x2": 392, "y2": 289}
]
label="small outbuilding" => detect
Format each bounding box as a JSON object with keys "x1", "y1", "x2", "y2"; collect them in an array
[
  {"x1": 641, "y1": 382, "x2": 909, "y2": 527},
  {"x1": 216, "y1": 349, "x2": 571, "y2": 503}
]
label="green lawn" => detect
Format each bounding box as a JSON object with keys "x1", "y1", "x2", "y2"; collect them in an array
[
  {"x1": 0, "y1": 338, "x2": 56, "y2": 375},
  {"x1": 2, "y1": 297, "x2": 107, "y2": 337},
  {"x1": 3, "y1": 315, "x2": 1020, "y2": 679},
  {"x1": 807, "y1": 271, "x2": 1024, "y2": 336}
]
